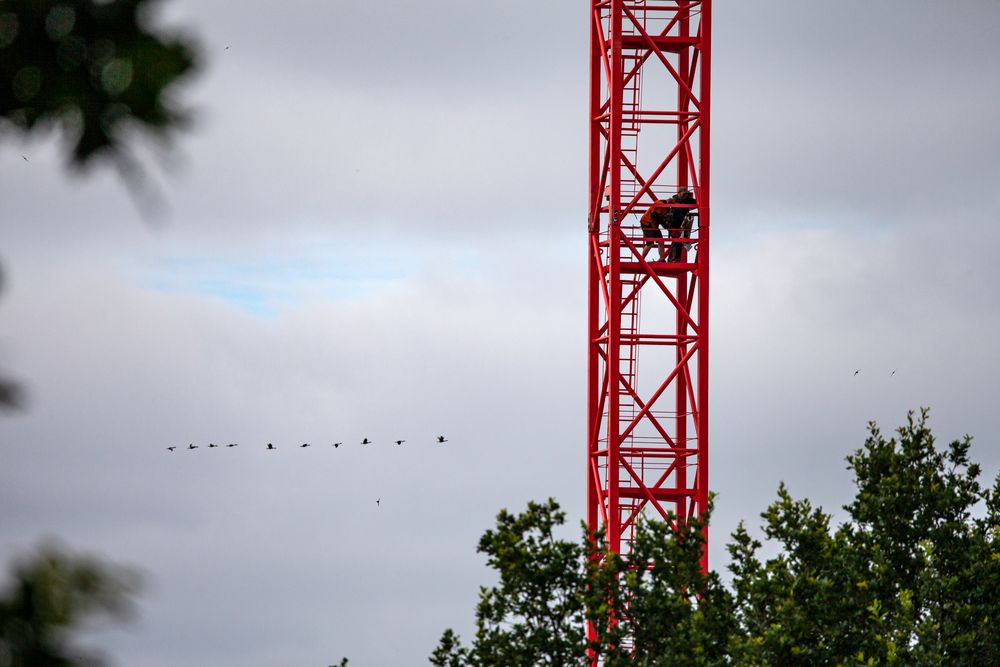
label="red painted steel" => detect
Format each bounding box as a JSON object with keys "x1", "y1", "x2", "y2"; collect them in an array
[{"x1": 586, "y1": 0, "x2": 711, "y2": 578}]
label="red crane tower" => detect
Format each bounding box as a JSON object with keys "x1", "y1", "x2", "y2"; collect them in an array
[{"x1": 587, "y1": 0, "x2": 711, "y2": 565}]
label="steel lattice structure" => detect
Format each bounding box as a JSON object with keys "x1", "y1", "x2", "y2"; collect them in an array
[{"x1": 586, "y1": 0, "x2": 711, "y2": 566}]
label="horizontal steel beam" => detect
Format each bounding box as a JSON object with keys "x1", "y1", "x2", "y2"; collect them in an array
[{"x1": 618, "y1": 486, "x2": 696, "y2": 500}]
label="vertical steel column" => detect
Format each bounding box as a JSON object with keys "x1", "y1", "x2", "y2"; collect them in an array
[
  {"x1": 696, "y1": 0, "x2": 712, "y2": 572},
  {"x1": 586, "y1": 0, "x2": 602, "y2": 557},
  {"x1": 674, "y1": 7, "x2": 691, "y2": 528},
  {"x1": 585, "y1": 2, "x2": 602, "y2": 651},
  {"x1": 605, "y1": 0, "x2": 624, "y2": 556}
]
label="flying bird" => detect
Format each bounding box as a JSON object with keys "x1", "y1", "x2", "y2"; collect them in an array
[
  {"x1": 208, "y1": 443, "x2": 218, "y2": 448},
  {"x1": 332, "y1": 442, "x2": 342, "y2": 448},
  {"x1": 301, "y1": 443, "x2": 311, "y2": 448},
  {"x1": 188, "y1": 444, "x2": 198, "y2": 450},
  {"x1": 266, "y1": 443, "x2": 276, "y2": 450},
  {"x1": 890, "y1": 369, "x2": 896, "y2": 377},
  {"x1": 395, "y1": 439, "x2": 405, "y2": 446},
  {"x1": 853, "y1": 370, "x2": 860, "y2": 376},
  {"x1": 227, "y1": 443, "x2": 238, "y2": 448},
  {"x1": 437, "y1": 435, "x2": 448, "y2": 443},
  {"x1": 21, "y1": 155, "x2": 28, "y2": 162},
  {"x1": 225, "y1": 45, "x2": 230, "y2": 50},
  {"x1": 361, "y1": 438, "x2": 371, "y2": 445},
  {"x1": 167, "y1": 446, "x2": 176, "y2": 452},
  {"x1": 376, "y1": 498, "x2": 381, "y2": 507}
]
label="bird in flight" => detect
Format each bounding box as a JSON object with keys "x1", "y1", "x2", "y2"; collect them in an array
[
  {"x1": 332, "y1": 442, "x2": 341, "y2": 448},
  {"x1": 266, "y1": 443, "x2": 276, "y2": 451},
  {"x1": 361, "y1": 438, "x2": 371, "y2": 445},
  {"x1": 890, "y1": 369, "x2": 896, "y2": 377},
  {"x1": 227, "y1": 443, "x2": 238, "y2": 448},
  {"x1": 208, "y1": 443, "x2": 218, "y2": 448},
  {"x1": 437, "y1": 435, "x2": 448, "y2": 443},
  {"x1": 376, "y1": 498, "x2": 381, "y2": 507},
  {"x1": 301, "y1": 443, "x2": 311, "y2": 448},
  {"x1": 395, "y1": 439, "x2": 405, "y2": 446},
  {"x1": 187, "y1": 444, "x2": 198, "y2": 450},
  {"x1": 853, "y1": 370, "x2": 860, "y2": 376},
  {"x1": 167, "y1": 446, "x2": 176, "y2": 452},
  {"x1": 21, "y1": 155, "x2": 28, "y2": 162},
  {"x1": 225, "y1": 45, "x2": 230, "y2": 50}
]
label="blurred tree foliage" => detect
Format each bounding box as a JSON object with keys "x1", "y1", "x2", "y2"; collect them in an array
[
  {"x1": 0, "y1": 0, "x2": 200, "y2": 412},
  {"x1": 432, "y1": 410, "x2": 1000, "y2": 665},
  {"x1": 0, "y1": 0, "x2": 199, "y2": 168},
  {"x1": 0, "y1": 265, "x2": 24, "y2": 412},
  {"x1": 0, "y1": 543, "x2": 141, "y2": 667}
]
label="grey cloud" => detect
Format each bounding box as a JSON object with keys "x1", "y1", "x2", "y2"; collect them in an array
[
  {"x1": 162, "y1": 0, "x2": 581, "y2": 91},
  {"x1": 713, "y1": 0, "x2": 1000, "y2": 217}
]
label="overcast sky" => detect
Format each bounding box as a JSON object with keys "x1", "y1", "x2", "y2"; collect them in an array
[{"x1": 2, "y1": 1, "x2": 1000, "y2": 665}]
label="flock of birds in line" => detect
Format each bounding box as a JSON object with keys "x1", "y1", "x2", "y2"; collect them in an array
[
  {"x1": 166, "y1": 435, "x2": 449, "y2": 452},
  {"x1": 166, "y1": 435, "x2": 450, "y2": 507}
]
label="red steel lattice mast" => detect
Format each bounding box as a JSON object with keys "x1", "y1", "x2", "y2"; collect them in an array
[{"x1": 586, "y1": 0, "x2": 711, "y2": 565}]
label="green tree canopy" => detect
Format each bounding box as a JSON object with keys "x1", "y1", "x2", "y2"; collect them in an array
[
  {"x1": 433, "y1": 410, "x2": 1000, "y2": 665},
  {"x1": 430, "y1": 499, "x2": 590, "y2": 667}
]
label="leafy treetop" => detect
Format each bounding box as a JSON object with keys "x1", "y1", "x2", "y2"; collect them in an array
[{"x1": 433, "y1": 410, "x2": 1000, "y2": 666}]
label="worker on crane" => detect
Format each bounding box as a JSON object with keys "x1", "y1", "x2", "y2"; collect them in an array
[
  {"x1": 640, "y1": 195, "x2": 673, "y2": 262},
  {"x1": 666, "y1": 186, "x2": 697, "y2": 262}
]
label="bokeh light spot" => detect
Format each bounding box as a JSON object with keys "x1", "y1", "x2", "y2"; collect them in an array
[
  {"x1": 0, "y1": 12, "x2": 18, "y2": 48},
  {"x1": 101, "y1": 58, "x2": 133, "y2": 96},
  {"x1": 45, "y1": 5, "x2": 76, "y2": 40}
]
